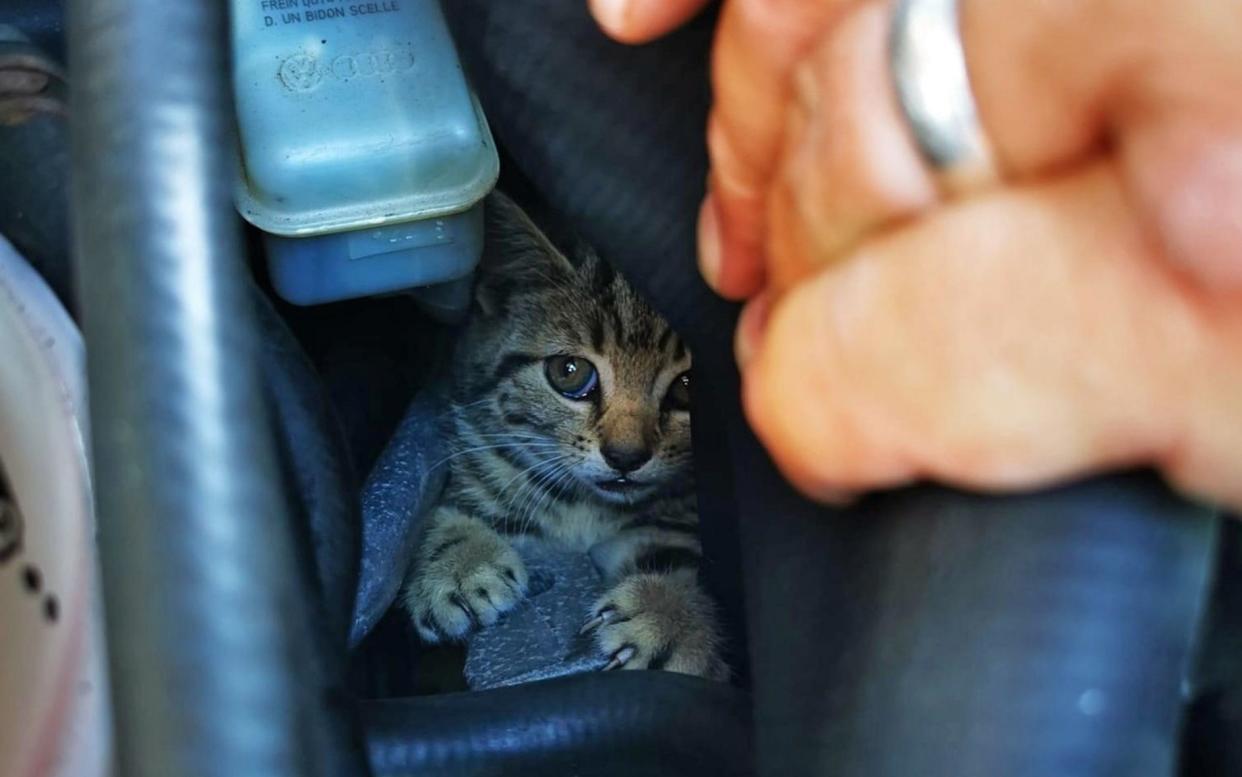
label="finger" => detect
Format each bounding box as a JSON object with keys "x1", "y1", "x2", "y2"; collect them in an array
[
  {"x1": 765, "y1": 0, "x2": 936, "y2": 291},
  {"x1": 589, "y1": 0, "x2": 712, "y2": 44},
  {"x1": 741, "y1": 161, "x2": 1242, "y2": 507},
  {"x1": 961, "y1": 0, "x2": 1242, "y2": 289},
  {"x1": 959, "y1": 0, "x2": 1239, "y2": 172},
  {"x1": 698, "y1": 183, "x2": 766, "y2": 299},
  {"x1": 766, "y1": 0, "x2": 1242, "y2": 290},
  {"x1": 698, "y1": 0, "x2": 860, "y2": 297}
]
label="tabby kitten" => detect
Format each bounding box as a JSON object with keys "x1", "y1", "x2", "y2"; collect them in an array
[{"x1": 402, "y1": 192, "x2": 726, "y2": 680}]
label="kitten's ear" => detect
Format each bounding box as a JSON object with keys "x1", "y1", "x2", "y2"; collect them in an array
[{"x1": 475, "y1": 191, "x2": 574, "y2": 317}]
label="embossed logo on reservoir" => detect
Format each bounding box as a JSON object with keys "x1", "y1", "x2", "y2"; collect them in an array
[{"x1": 278, "y1": 46, "x2": 416, "y2": 92}]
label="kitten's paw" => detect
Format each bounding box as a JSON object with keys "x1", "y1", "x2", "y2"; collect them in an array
[
  {"x1": 405, "y1": 531, "x2": 529, "y2": 643},
  {"x1": 582, "y1": 572, "x2": 727, "y2": 681}
]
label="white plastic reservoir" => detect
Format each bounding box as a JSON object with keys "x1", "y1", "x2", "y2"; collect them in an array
[{"x1": 231, "y1": 0, "x2": 499, "y2": 305}]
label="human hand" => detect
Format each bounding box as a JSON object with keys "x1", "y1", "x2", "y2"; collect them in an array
[{"x1": 590, "y1": 0, "x2": 1242, "y2": 509}]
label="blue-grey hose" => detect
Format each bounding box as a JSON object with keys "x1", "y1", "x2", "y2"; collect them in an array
[{"x1": 67, "y1": 1, "x2": 335, "y2": 775}]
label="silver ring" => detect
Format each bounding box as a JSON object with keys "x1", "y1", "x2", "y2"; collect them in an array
[{"x1": 889, "y1": 0, "x2": 998, "y2": 196}]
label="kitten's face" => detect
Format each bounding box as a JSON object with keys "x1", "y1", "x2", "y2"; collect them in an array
[{"x1": 454, "y1": 194, "x2": 693, "y2": 507}]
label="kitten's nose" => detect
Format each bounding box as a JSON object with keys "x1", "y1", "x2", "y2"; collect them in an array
[{"x1": 601, "y1": 443, "x2": 652, "y2": 474}]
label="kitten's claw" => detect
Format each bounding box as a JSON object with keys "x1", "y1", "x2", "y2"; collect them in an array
[
  {"x1": 579, "y1": 616, "x2": 604, "y2": 636},
  {"x1": 449, "y1": 592, "x2": 481, "y2": 628},
  {"x1": 603, "y1": 645, "x2": 636, "y2": 671},
  {"x1": 404, "y1": 527, "x2": 529, "y2": 642},
  {"x1": 579, "y1": 605, "x2": 620, "y2": 635},
  {"x1": 586, "y1": 573, "x2": 728, "y2": 680}
]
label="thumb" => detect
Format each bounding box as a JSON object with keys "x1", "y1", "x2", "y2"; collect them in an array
[{"x1": 741, "y1": 164, "x2": 1242, "y2": 503}]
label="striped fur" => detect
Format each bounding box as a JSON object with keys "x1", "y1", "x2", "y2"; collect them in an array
[{"x1": 402, "y1": 192, "x2": 726, "y2": 681}]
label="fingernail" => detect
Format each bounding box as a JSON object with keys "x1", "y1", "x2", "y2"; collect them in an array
[
  {"x1": 735, "y1": 292, "x2": 773, "y2": 368},
  {"x1": 589, "y1": 0, "x2": 631, "y2": 34},
  {"x1": 813, "y1": 486, "x2": 861, "y2": 508},
  {"x1": 698, "y1": 195, "x2": 722, "y2": 289}
]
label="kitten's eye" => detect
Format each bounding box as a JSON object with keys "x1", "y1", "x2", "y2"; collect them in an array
[
  {"x1": 545, "y1": 355, "x2": 598, "y2": 400},
  {"x1": 666, "y1": 371, "x2": 692, "y2": 411}
]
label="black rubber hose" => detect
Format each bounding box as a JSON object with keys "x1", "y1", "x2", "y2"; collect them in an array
[
  {"x1": 252, "y1": 281, "x2": 373, "y2": 775},
  {"x1": 362, "y1": 672, "x2": 754, "y2": 777},
  {"x1": 253, "y1": 283, "x2": 360, "y2": 645},
  {"x1": 731, "y1": 459, "x2": 1217, "y2": 777},
  {"x1": 67, "y1": 1, "x2": 359, "y2": 775}
]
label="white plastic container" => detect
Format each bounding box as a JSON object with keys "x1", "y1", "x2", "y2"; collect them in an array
[
  {"x1": 0, "y1": 236, "x2": 111, "y2": 777},
  {"x1": 231, "y1": 0, "x2": 498, "y2": 305}
]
